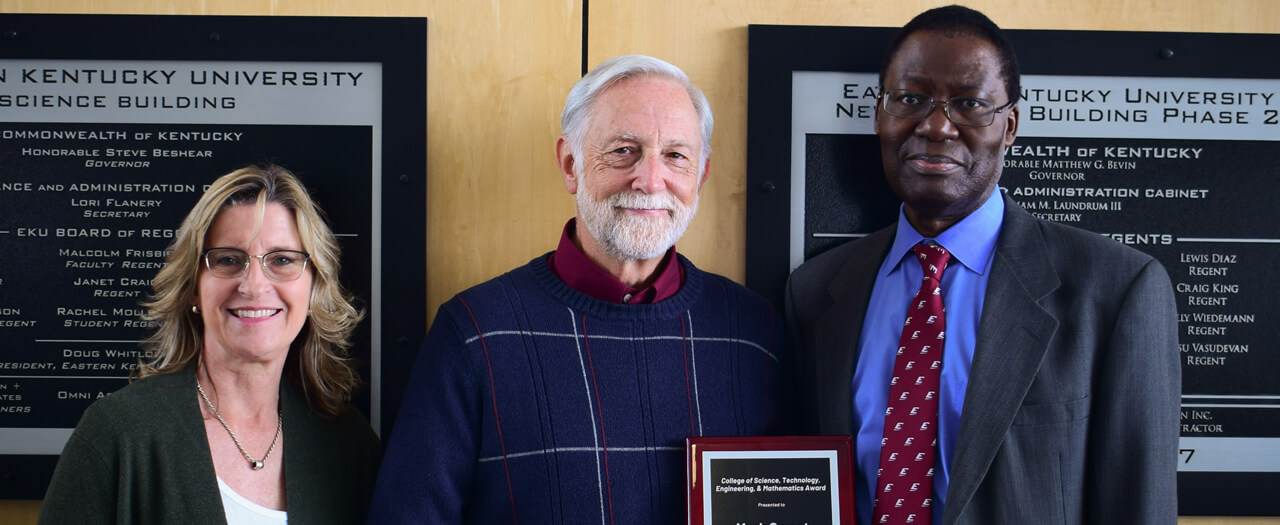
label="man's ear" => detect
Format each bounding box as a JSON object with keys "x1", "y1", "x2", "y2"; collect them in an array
[
  {"x1": 1003, "y1": 105, "x2": 1019, "y2": 147},
  {"x1": 698, "y1": 157, "x2": 712, "y2": 188},
  {"x1": 556, "y1": 136, "x2": 579, "y2": 194}
]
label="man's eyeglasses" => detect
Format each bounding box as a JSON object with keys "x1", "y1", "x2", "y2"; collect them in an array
[
  {"x1": 201, "y1": 248, "x2": 311, "y2": 282},
  {"x1": 877, "y1": 89, "x2": 1016, "y2": 128}
]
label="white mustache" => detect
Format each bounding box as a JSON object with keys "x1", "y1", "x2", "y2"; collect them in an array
[{"x1": 608, "y1": 191, "x2": 678, "y2": 213}]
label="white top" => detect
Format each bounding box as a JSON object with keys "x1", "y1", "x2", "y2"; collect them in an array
[{"x1": 217, "y1": 476, "x2": 288, "y2": 525}]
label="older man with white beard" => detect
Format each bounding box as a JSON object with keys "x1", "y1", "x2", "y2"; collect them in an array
[{"x1": 368, "y1": 55, "x2": 791, "y2": 525}]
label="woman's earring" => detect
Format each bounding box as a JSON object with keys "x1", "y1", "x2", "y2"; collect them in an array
[{"x1": 192, "y1": 305, "x2": 200, "y2": 314}]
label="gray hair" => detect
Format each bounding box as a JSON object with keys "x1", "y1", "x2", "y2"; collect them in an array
[{"x1": 560, "y1": 55, "x2": 714, "y2": 174}]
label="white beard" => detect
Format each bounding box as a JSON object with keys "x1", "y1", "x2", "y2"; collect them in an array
[{"x1": 576, "y1": 183, "x2": 697, "y2": 262}]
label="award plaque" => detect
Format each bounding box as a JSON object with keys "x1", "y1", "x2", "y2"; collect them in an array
[{"x1": 687, "y1": 436, "x2": 854, "y2": 525}]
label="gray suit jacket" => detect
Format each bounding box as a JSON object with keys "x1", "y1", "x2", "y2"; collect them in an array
[{"x1": 786, "y1": 194, "x2": 1180, "y2": 524}]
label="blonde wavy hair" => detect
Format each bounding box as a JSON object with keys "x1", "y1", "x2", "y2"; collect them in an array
[{"x1": 138, "y1": 164, "x2": 365, "y2": 417}]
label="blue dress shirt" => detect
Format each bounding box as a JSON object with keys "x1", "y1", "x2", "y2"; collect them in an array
[{"x1": 852, "y1": 190, "x2": 1004, "y2": 525}]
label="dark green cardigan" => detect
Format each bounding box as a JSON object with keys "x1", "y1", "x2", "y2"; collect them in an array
[{"x1": 39, "y1": 362, "x2": 381, "y2": 524}]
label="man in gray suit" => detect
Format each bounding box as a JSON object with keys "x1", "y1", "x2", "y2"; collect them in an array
[{"x1": 786, "y1": 6, "x2": 1180, "y2": 524}]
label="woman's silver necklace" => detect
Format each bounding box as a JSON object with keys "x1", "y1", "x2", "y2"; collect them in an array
[{"x1": 195, "y1": 377, "x2": 282, "y2": 471}]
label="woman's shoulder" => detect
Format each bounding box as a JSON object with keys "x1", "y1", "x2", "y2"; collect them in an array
[
  {"x1": 281, "y1": 394, "x2": 381, "y2": 498},
  {"x1": 73, "y1": 370, "x2": 196, "y2": 443},
  {"x1": 281, "y1": 381, "x2": 378, "y2": 446},
  {"x1": 96, "y1": 368, "x2": 191, "y2": 409}
]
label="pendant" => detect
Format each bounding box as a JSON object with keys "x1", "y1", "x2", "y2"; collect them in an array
[{"x1": 251, "y1": 460, "x2": 265, "y2": 470}]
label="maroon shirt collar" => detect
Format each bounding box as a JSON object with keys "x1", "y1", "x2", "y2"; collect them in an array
[{"x1": 547, "y1": 218, "x2": 684, "y2": 304}]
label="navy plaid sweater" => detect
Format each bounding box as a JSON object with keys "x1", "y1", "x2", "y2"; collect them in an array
[{"x1": 369, "y1": 253, "x2": 790, "y2": 524}]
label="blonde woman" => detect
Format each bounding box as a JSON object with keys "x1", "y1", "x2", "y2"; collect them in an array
[{"x1": 41, "y1": 165, "x2": 380, "y2": 524}]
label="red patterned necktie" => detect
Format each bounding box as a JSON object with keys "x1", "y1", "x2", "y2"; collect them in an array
[{"x1": 873, "y1": 243, "x2": 950, "y2": 525}]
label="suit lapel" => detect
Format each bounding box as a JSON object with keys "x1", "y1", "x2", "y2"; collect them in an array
[
  {"x1": 944, "y1": 196, "x2": 1061, "y2": 524},
  {"x1": 812, "y1": 227, "x2": 895, "y2": 435}
]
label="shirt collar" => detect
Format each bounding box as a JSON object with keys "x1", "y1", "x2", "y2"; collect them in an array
[
  {"x1": 881, "y1": 189, "x2": 1005, "y2": 278},
  {"x1": 547, "y1": 218, "x2": 684, "y2": 304}
]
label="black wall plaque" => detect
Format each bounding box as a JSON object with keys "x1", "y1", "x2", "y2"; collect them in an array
[
  {"x1": 747, "y1": 25, "x2": 1280, "y2": 515},
  {"x1": 0, "y1": 14, "x2": 426, "y2": 499}
]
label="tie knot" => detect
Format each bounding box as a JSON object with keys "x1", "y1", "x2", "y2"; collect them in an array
[{"x1": 913, "y1": 243, "x2": 950, "y2": 281}]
